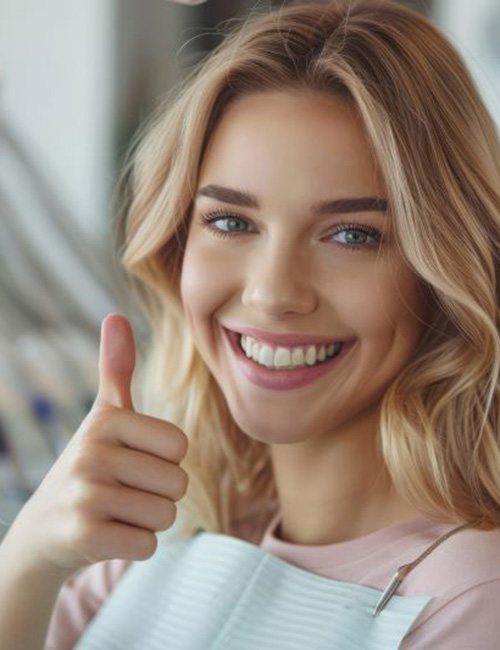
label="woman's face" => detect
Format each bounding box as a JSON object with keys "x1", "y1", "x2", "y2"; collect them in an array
[{"x1": 180, "y1": 90, "x2": 429, "y2": 444}]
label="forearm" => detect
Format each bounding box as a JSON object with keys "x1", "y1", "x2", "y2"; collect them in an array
[{"x1": 0, "y1": 528, "x2": 71, "y2": 650}]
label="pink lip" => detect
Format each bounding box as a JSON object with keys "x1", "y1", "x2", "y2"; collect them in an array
[
  {"x1": 223, "y1": 328, "x2": 357, "y2": 391},
  {"x1": 222, "y1": 325, "x2": 356, "y2": 347}
]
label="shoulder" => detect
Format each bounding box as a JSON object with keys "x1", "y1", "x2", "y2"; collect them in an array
[
  {"x1": 402, "y1": 578, "x2": 500, "y2": 649},
  {"x1": 401, "y1": 526, "x2": 500, "y2": 649},
  {"x1": 406, "y1": 524, "x2": 500, "y2": 595}
]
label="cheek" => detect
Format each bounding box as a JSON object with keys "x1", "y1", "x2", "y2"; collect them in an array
[
  {"x1": 331, "y1": 264, "x2": 426, "y2": 342},
  {"x1": 336, "y1": 280, "x2": 384, "y2": 326},
  {"x1": 180, "y1": 239, "x2": 233, "y2": 322},
  {"x1": 370, "y1": 267, "x2": 428, "y2": 344},
  {"x1": 324, "y1": 270, "x2": 393, "y2": 337}
]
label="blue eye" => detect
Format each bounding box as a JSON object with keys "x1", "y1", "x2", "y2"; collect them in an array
[
  {"x1": 199, "y1": 210, "x2": 382, "y2": 252},
  {"x1": 203, "y1": 214, "x2": 250, "y2": 234},
  {"x1": 199, "y1": 211, "x2": 256, "y2": 238},
  {"x1": 331, "y1": 226, "x2": 381, "y2": 248}
]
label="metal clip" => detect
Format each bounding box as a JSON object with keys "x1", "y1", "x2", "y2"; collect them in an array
[
  {"x1": 372, "y1": 564, "x2": 413, "y2": 617},
  {"x1": 371, "y1": 521, "x2": 472, "y2": 617},
  {"x1": 372, "y1": 570, "x2": 403, "y2": 616}
]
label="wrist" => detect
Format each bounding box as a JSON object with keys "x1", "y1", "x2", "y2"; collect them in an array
[{"x1": 0, "y1": 521, "x2": 72, "y2": 586}]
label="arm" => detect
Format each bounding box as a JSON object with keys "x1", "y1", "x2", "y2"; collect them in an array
[
  {"x1": 0, "y1": 315, "x2": 188, "y2": 649},
  {"x1": 0, "y1": 525, "x2": 71, "y2": 650}
]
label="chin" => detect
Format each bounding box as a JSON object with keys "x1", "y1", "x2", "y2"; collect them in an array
[{"x1": 230, "y1": 413, "x2": 312, "y2": 445}]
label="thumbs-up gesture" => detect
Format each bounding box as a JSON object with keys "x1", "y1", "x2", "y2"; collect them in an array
[{"x1": 5, "y1": 314, "x2": 189, "y2": 577}]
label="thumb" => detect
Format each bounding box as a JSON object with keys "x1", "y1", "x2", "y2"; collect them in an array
[{"x1": 93, "y1": 313, "x2": 136, "y2": 411}]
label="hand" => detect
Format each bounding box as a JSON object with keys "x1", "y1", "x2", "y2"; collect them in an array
[{"x1": 5, "y1": 314, "x2": 189, "y2": 576}]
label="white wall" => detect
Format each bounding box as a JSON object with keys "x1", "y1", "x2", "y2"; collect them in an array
[
  {"x1": 432, "y1": 0, "x2": 500, "y2": 128},
  {"x1": 0, "y1": 0, "x2": 115, "y2": 237},
  {"x1": 2, "y1": 1, "x2": 498, "y2": 238}
]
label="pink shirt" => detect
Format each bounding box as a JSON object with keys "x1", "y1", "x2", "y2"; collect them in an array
[{"x1": 45, "y1": 512, "x2": 500, "y2": 649}]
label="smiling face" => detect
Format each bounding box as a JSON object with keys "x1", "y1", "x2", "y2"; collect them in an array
[{"x1": 180, "y1": 90, "x2": 430, "y2": 445}]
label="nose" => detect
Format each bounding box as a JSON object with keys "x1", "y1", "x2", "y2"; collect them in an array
[{"x1": 241, "y1": 241, "x2": 318, "y2": 317}]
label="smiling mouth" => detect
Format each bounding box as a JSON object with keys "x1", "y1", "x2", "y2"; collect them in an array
[
  {"x1": 224, "y1": 327, "x2": 357, "y2": 367},
  {"x1": 237, "y1": 333, "x2": 343, "y2": 370},
  {"x1": 222, "y1": 326, "x2": 357, "y2": 391}
]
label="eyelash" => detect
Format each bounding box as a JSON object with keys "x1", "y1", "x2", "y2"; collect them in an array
[{"x1": 198, "y1": 209, "x2": 383, "y2": 252}]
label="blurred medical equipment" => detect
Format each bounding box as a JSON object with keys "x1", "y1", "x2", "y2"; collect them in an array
[{"x1": 0, "y1": 110, "x2": 148, "y2": 536}]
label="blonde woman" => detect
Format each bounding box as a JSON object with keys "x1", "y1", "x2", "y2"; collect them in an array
[{"x1": 1, "y1": 0, "x2": 499, "y2": 648}]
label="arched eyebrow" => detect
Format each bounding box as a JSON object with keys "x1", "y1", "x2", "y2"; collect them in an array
[{"x1": 195, "y1": 184, "x2": 387, "y2": 215}]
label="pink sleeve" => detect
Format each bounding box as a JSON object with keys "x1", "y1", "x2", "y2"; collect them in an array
[
  {"x1": 401, "y1": 579, "x2": 500, "y2": 649},
  {"x1": 44, "y1": 558, "x2": 132, "y2": 650}
]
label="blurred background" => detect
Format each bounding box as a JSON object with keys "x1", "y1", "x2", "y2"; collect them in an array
[{"x1": 0, "y1": 0, "x2": 499, "y2": 540}]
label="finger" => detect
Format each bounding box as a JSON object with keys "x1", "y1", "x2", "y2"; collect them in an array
[
  {"x1": 93, "y1": 313, "x2": 136, "y2": 412},
  {"x1": 94, "y1": 484, "x2": 177, "y2": 532},
  {"x1": 107, "y1": 447, "x2": 188, "y2": 502},
  {"x1": 98, "y1": 410, "x2": 188, "y2": 464},
  {"x1": 88, "y1": 521, "x2": 158, "y2": 561}
]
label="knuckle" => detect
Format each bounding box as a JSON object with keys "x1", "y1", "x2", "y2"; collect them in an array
[
  {"x1": 175, "y1": 430, "x2": 189, "y2": 460},
  {"x1": 67, "y1": 515, "x2": 95, "y2": 546},
  {"x1": 157, "y1": 501, "x2": 177, "y2": 530},
  {"x1": 85, "y1": 410, "x2": 111, "y2": 439},
  {"x1": 138, "y1": 532, "x2": 158, "y2": 559},
  {"x1": 71, "y1": 449, "x2": 96, "y2": 479},
  {"x1": 162, "y1": 423, "x2": 188, "y2": 461},
  {"x1": 81, "y1": 446, "x2": 112, "y2": 479},
  {"x1": 75, "y1": 523, "x2": 108, "y2": 563},
  {"x1": 69, "y1": 479, "x2": 97, "y2": 510},
  {"x1": 175, "y1": 467, "x2": 189, "y2": 499}
]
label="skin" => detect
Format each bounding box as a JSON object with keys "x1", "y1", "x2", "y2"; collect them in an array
[{"x1": 180, "y1": 90, "x2": 431, "y2": 545}]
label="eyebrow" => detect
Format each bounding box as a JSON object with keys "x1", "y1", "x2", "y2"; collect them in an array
[{"x1": 195, "y1": 184, "x2": 387, "y2": 215}]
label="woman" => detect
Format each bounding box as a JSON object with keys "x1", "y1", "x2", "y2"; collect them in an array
[{"x1": 1, "y1": 1, "x2": 499, "y2": 648}]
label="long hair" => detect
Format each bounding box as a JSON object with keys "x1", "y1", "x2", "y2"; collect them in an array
[{"x1": 114, "y1": 0, "x2": 500, "y2": 541}]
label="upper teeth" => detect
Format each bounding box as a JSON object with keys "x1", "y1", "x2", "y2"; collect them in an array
[{"x1": 240, "y1": 335, "x2": 342, "y2": 369}]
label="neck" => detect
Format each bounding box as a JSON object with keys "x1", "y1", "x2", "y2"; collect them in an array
[{"x1": 270, "y1": 413, "x2": 423, "y2": 545}]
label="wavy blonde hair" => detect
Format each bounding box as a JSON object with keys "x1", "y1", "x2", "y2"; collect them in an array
[{"x1": 114, "y1": 0, "x2": 500, "y2": 541}]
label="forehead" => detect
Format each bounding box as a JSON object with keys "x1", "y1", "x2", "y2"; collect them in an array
[{"x1": 198, "y1": 90, "x2": 385, "y2": 196}]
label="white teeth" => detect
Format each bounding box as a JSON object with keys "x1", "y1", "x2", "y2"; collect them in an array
[
  {"x1": 240, "y1": 335, "x2": 342, "y2": 370},
  {"x1": 291, "y1": 347, "x2": 305, "y2": 366},
  {"x1": 305, "y1": 345, "x2": 317, "y2": 366},
  {"x1": 258, "y1": 345, "x2": 274, "y2": 368},
  {"x1": 274, "y1": 347, "x2": 291, "y2": 368}
]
